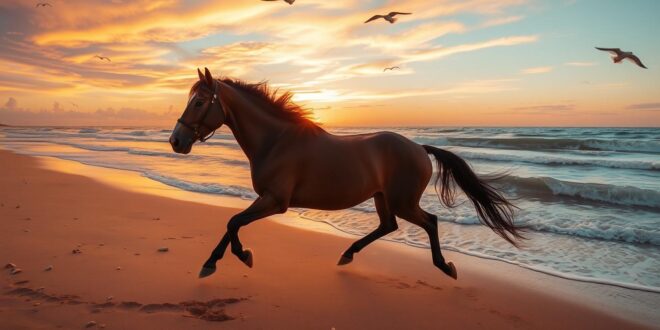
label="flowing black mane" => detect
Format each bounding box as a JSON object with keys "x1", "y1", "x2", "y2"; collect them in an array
[{"x1": 190, "y1": 78, "x2": 319, "y2": 128}]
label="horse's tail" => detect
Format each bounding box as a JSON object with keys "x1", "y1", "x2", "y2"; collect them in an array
[{"x1": 423, "y1": 145, "x2": 524, "y2": 246}]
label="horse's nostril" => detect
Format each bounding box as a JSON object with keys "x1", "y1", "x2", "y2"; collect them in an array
[{"x1": 170, "y1": 136, "x2": 179, "y2": 147}]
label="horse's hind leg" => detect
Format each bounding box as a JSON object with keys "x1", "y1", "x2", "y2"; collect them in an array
[
  {"x1": 338, "y1": 193, "x2": 397, "y2": 265},
  {"x1": 397, "y1": 208, "x2": 457, "y2": 280}
]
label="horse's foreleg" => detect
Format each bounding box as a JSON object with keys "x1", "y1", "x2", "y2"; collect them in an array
[
  {"x1": 199, "y1": 233, "x2": 230, "y2": 277},
  {"x1": 199, "y1": 195, "x2": 285, "y2": 278},
  {"x1": 338, "y1": 193, "x2": 397, "y2": 265}
]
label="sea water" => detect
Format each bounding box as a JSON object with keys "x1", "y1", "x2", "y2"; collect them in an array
[{"x1": 1, "y1": 126, "x2": 658, "y2": 291}]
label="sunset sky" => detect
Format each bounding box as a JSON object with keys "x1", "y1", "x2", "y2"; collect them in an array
[{"x1": 0, "y1": 0, "x2": 658, "y2": 127}]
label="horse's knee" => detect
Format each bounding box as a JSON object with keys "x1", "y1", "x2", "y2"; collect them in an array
[
  {"x1": 227, "y1": 219, "x2": 242, "y2": 233},
  {"x1": 381, "y1": 220, "x2": 398, "y2": 233}
]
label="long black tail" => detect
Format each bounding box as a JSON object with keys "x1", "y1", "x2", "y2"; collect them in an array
[{"x1": 423, "y1": 145, "x2": 524, "y2": 246}]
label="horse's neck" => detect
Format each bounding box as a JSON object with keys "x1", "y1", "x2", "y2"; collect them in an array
[{"x1": 223, "y1": 93, "x2": 289, "y2": 163}]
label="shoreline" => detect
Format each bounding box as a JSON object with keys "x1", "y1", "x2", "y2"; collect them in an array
[
  {"x1": 7, "y1": 146, "x2": 660, "y2": 294},
  {"x1": 1, "y1": 149, "x2": 659, "y2": 328}
]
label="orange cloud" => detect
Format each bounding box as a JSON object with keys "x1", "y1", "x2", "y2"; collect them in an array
[{"x1": 521, "y1": 66, "x2": 553, "y2": 74}]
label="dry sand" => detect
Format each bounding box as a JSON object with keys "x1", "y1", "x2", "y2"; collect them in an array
[{"x1": 0, "y1": 150, "x2": 657, "y2": 329}]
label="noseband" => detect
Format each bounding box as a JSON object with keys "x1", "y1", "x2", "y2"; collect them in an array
[{"x1": 177, "y1": 81, "x2": 224, "y2": 142}]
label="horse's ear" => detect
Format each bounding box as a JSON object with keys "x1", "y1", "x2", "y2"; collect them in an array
[
  {"x1": 204, "y1": 67, "x2": 214, "y2": 86},
  {"x1": 197, "y1": 68, "x2": 205, "y2": 82}
]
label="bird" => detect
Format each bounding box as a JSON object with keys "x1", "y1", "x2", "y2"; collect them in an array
[
  {"x1": 595, "y1": 47, "x2": 647, "y2": 69},
  {"x1": 261, "y1": 0, "x2": 295, "y2": 4},
  {"x1": 383, "y1": 66, "x2": 400, "y2": 72},
  {"x1": 93, "y1": 55, "x2": 111, "y2": 62},
  {"x1": 36, "y1": 2, "x2": 51, "y2": 7},
  {"x1": 364, "y1": 12, "x2": 411, "y2": 24}
]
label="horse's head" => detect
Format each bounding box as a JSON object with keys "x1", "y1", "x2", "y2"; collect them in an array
[{"x1": 169, "y1": 67, "x2": 226, "y2": 154}]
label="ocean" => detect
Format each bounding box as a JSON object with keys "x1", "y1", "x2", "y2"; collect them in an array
[{"x1": 1, "y1": 126, "x2": 658, "y2": 291}]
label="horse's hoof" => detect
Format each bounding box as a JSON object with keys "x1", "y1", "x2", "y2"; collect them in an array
[
  {"x1": 337, "y1": 255, "x2": 353, "y2": 266},
  {"x1": 198, "y1": 266, "x2": 216, "y2": 278},
  {"x1": 446, "y1": 262, "x2": 458, "y2": 280},
  {"x1": 241, "y1": 249, "x2": 253, "y2": 268}
]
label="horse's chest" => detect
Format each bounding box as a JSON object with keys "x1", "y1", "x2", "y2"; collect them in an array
[{"x1": 248, "y1": 162, "x2": 290, "y2": 197}]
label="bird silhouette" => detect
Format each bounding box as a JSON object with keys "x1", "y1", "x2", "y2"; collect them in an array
[
  {"x1": 36, "y1": 2, "x2": 51, "y2": 7},
  {"x1": 93, "y1": 55, "x2": 111, "y2": 62},
  {"x1": 383, "y1": 66, "x2": 400, "y2": 72},
  {"x1": 364, "y1": 12, "x2": 411, "y2": 24},
  {"x1": 261, "y1": 0, "x2": 295, "y2": 5},
  {"x1": 595, "y1": 47, "x2": 647, "y2": 69}
]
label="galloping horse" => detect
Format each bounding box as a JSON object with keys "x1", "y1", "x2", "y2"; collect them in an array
[{"x1": 169, "y1": 68, "x2": 523, "y2": 280}]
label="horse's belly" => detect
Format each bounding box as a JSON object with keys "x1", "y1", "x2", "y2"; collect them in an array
[
  {"x1": 289, "y1": 177, "x2": 376, "y2": 210},
  {"x1": 289, "y1": 195, "x2": 372, "y2": 210}
]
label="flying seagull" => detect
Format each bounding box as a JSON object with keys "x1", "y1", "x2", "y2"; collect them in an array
[
  {"x1": 364, "y1": 12, "x2": 411, "y2": 24},
  {"x1": 94, "y1": 55, "x2": 111, "y2": 62},
  {"x1": 36, "y1": 2, "x2": 51, "y2": 7},
  {"x1": 595, "y1": 47, "x2": 647, "y2": 69},
  {"x1": 383, "y1": 66, "x2": 400, "y2": 72},
  {"x1": 261, "y1": 0, "x2": 295, "y2": 4}
]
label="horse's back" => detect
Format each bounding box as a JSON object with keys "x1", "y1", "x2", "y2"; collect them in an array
[
  {"x1": 271, "y1": 130, "x2": 431, "y2": 210},
  {"x1": 355, "y1": 132, "x2": 432, "y2": 207}
]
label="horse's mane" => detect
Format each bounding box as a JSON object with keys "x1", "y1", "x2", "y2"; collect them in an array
[{"x1": 190, "y1": 78, "x2": 320, "y2": 128}]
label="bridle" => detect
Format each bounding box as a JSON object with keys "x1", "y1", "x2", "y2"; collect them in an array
[{"x1": 176, "y1": 80, "x2": 224, "y2": 142}]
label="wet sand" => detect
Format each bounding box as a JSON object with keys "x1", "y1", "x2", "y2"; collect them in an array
[{"x1": 0, "y1": 150, "x2": 656, "y2": 329}]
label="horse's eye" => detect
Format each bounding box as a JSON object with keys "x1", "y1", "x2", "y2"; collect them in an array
[{"x1": 195, "y1": 100, "x2": 204, "y2": 107}]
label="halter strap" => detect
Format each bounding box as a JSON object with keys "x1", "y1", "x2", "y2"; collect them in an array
[{"x1": 177, "y1": 80, "x2": 224, "y2": 143}]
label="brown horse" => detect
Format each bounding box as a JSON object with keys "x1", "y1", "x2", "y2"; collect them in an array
[{"x1": 169, "y1": 68, "x2": 522, "y2": 280}]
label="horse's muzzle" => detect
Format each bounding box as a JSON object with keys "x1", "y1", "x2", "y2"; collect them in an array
[{"x1": 169, "y1": 121, "x2": 195, "y2": 154}]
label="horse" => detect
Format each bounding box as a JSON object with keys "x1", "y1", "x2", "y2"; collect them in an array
[{"x1": 169, "y1": 68, "x2": 523, "y2": 280}]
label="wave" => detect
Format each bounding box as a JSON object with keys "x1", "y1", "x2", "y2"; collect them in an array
[
  {"x1": 526, "y1": 218, "x2": 660, "y2": 246},
  {"x1": 4, "y1": 130, "x2": 242, "y2": 148},
  {"x1": 127, "y1": 149, "x2": 198, "y2": 159},
  {"x1": 417, "y1": 137, "x2": 660, "y2": 154},
  {"x1": 126, "y1": 130, "x2": 147, "y2": 136},
  {"x1": 298, "y1": 209, "x2": 660, "y2": 292},
  {"x1": 500, "y1": 175, "x2": 660, "y2": 209},
  {"x1": 455, "y1": 149, "x2": 659, "y2": 171},
  {"x1": 142, "y1": 173, "x2": 257, "y2": 199},
  {"x1": 59, "y1": 142, "x2": 131, "y2": 153},
  {"x1": 79, "y1": 128, "x2": 100, "y2": 134}
]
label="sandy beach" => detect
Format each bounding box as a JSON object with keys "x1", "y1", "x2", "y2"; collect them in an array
[{"x1": 1, "y1": 149, "x2": 657, "y2": 329}]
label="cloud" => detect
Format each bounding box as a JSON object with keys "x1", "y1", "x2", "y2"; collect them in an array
[
  {"x1": 309, "y1": 79, "x2": 518, "y2": 102},
  {"x1": 626, "y1": 103, "x2": 660, "y2": 111},
  {"x1": 403, "y1": 35, "x2": 538, "y2": 64},
  {"x1": 0, "y1": 0, "x2": 539, "y2": 125},
  {"x1": 4, "y1": 97, "x2": 17, "y2": 110},
  {"x1": 521, "y1": 66, "x2": 553, "y2": 74},
  {"x1": 479, "y1": 15, "x2": 524, "y2": 28},
  {"x1": 512, "y1": 104, "x2": 574, "y2": 113},
  {"x1": 353, "y1": 22, "x2": 467, "y2": 51},
  {"x1": 0, "y1": 97, "x2": 176, "y2": 126}
]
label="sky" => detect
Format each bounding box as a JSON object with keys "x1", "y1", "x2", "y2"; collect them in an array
[{"x1": 0, "y1": 0, "x2": 658, "y2": 127}]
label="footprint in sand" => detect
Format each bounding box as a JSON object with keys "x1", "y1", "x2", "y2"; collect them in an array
[
  {"x1": 415, "y1": 280, "x2": 443, "y2": 291},
  {"x1": 4, "y1": 286, "x2": 246, "y2": 323}
]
